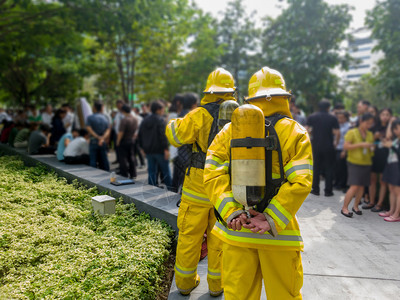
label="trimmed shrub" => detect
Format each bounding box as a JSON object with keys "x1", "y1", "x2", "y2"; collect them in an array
[{"x1": 0, "y1": 156, "x2": 173, "y2": 299}]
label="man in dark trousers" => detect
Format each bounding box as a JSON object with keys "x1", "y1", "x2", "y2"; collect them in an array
[
  {"x1": 138, "y1": 100, "x2": 172, "y2": 189},
  {"x1": 86, "y1": 101, "x2": 111, "y2": 171},
  {"x1": 306, "y1": 99, "x2": 340, "y2": 196},
  {"x1": 116, "y1": 104, "x2": 138, "y2": 179}
]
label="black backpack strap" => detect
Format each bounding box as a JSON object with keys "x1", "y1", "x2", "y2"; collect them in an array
[
  {"x1": 231, "y1": 136, "x2": 278, "y2": 150},
  {"x1": 187, "y1": 101, "x2": 221, "y2": 173},
  {"x1": 268, "y1": 114, "x2": 286, "y2": 183},
  {"x1": 203, "y1": 102, "x2": 222, "y2": 147},
  {"x1": 256, "y1": 114, "x2": 287, "y2": 213}
]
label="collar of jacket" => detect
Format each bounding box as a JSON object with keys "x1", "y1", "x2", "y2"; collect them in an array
[{"x1": 248, "y1": 96, "x2": 293, "y2": 118}]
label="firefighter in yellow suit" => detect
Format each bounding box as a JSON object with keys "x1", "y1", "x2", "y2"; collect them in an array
[
  {"x1": 203, "y1": 67, "x2": 313, "y2": 299},
  {"x1": 165, "y1": 68, "x2": 237, "y2": 296}
]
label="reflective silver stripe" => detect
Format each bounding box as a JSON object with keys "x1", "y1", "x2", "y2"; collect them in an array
[
  {"x1": 205, "y1": 159, "x2": 229, "y2": 169},
  {"x1": 182, "y1": 189, "x2": 209, "y2": 202},
  {"x1": 268, "y1": 203, "x2": 290, "y2": 226},
  {"x1": 208, "y1": 270, "x2": 221, "y2": 277},
  {"x1": 175, "y1": 264, "x2": 196, "y2": 275},
  {"x1": 217, "y1": 197, "x2": 236, "y2": 215},
  {"x1": 171, "y1": 121, "x2": 182, "y2": 145},
  {"x1": 215, "y1": 222, "x2": 302, "y2": 242},
  {"x1": 285, "y1": 164, "x2": 312, "y2": 177}
]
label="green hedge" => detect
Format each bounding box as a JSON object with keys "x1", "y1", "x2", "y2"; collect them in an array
[{"x1": 0, "y1": 156, "x2": 173, "y2": 299}]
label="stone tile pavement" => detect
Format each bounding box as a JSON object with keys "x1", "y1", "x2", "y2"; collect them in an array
[
  {"x1": 109, "y1": 151, "x2": 400, "y2": 299},
  {"x1": 168, "y1": 187, "x2": 400, "y2": 299}
]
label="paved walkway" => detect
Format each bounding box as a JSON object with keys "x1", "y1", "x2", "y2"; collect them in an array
[{"x1": 168, "y1": 187, "x2": 400, "y2": 299}]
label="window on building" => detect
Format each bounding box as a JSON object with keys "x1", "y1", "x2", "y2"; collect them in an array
[
  {"x1": 349, "y1": 37, "x2": 372, "y2": 47},
  {"x1": 349, "y1": 46, "x2": 373, "y2": 53},
  {"x1": 358, "y1": 46, "x2": 372, "y2": 51},
  {"x1": 357, "y1": 55, "x2": 371, "y2": 60},
  {"x1": 346, "y1": 74, "x2": 363, "y2": 79},
  {"x1": 349, "y1": 64, "x2": 370, "y2": 70}
]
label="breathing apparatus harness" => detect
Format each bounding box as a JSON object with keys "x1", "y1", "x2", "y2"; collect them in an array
[
  {"x1": 186, "y1": 101, "x2": 222, "y2": 174},
  {"x1": 176, "y1": 100, "x2": 221, "y2": 207},
  {"x1": 215, "y1": 113, "x2": 288, "y2": 225}
]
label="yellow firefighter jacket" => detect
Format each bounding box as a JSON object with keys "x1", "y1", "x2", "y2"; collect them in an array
[
  {"x1": 166, "y1": 94, "x2": 236, "y2": 207},
  {"x1": 203, "y1": 99, "x2": 313, "y2": 251}
]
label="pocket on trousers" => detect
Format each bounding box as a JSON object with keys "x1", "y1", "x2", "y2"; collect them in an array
[
  {"x1": 291, "y1": 251, "x2": 303, "y2": 298},
  {"x1": 177, "y1": 201, "x2": 189, "y2": 233}
]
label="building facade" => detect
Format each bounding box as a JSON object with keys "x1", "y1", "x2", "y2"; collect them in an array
[{"x1": 344, "y1": 27, "x2": 384, "y2": 82}]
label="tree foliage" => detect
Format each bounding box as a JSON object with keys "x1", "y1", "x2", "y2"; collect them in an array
[
  {"x1": 261, "y1": 0, "x2": 352, "y2": 110},
  {"x1": 0, "y1": 0, "x2": 62, "y2": 40},
  {"x1": 218, "y1": 0, "x2": 260, "y2": 100},
  {"x1": 0, "y1": 1, "x2": 90, "y2": 107},
  {"x1": 0, "y1": 0, "x2": 201, "y2": 106},
  {"x1": 343, "y1": 74, "x2": 381, "y2": 111},
  {"x1": 2, "y1": 0, "x2": 375, "y2": 109},
  {"x1": 366, "y1": 0, "x2": 400, "y2": 102},
  {"x1": 163, "y1": 9, "x2": 223, "y2": 98},
  {"x1": 62, "y1": 0, "x2": 195, "y2": 104}
]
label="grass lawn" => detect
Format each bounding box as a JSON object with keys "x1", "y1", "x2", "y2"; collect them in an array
[{"x1": 0, "y1": 156, "x2": 174, "y2": 299}]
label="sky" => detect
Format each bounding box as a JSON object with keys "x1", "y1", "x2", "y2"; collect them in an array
[{"x1": 193, "y1": 0, "x2": 377, "y2": 30}]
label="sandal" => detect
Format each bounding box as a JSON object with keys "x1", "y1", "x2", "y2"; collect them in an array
[
  {"x1": 362, "y1": 203, "x2": 375, "y2": 209},
  {"x1": 378, "y1": 211, "x2": 391, "y2": 217},
  {"x1": 371, "y1": 206, "x2": 383, "y2": 212},
  {"x1": 341, "y1": 210, "x2": 353, "y2": 218},
  {"x1": 384, "y1": 216, "x2": 400, "y2": 222}
]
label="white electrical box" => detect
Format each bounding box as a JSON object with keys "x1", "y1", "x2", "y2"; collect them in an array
[{"x1": 91, "y1": 195, "x2": 116, "y2": 215}]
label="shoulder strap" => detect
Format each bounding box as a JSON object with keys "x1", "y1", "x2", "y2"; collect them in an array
[
  {"x1": 267, "y1": 114, "x2": 287, "y2": 183},
  {"x1": 257, "y1": 114, "x2": 288, "y2": 213},
  {"x1": 187, "y1": 101, "x2": 221, "y2": 173},
  {"x1": 202, "y1": 102, "x2": 221, "y2": 147}
]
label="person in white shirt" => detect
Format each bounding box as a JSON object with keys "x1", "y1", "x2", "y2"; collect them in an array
[
  {"x1": 63, "y1": 129, "x2": 90, "y2": 165},
  {"x1": 0, "y1": 108, "x2": 12, "y2": 124},
  {"x1": 41, "y1": 104, "x2": 53, "y2": 127},
  {"x1": 112, "y1": 100, "x2": 124, "y2": 161},
  {"x1": 61, "y1": 103, "x2": 75, "y2": 133},
  {"x1": 131, "y1": 106, "x2": 145, "y2": 167}
]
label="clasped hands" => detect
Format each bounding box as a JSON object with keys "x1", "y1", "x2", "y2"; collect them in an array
[{"x1": 227, "y1": 209, "x2": 271, "y2": 234}]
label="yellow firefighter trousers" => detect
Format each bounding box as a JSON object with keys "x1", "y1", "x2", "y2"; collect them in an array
[
  {"x1": 174, "y1": 200, "x2": 223, "y2": 293},
  {"x1": 222, "y1": 243, "x2": 303, "y2": 300}
]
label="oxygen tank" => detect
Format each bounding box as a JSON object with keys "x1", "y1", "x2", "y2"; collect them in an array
[
  {"x1": 218, "y1": 100, "x2": 239, "y2": 131},
  {"x1": 231, "y1": 104, "x2": 266, "y2": 209}
]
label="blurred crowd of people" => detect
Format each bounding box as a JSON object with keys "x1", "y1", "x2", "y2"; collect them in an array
[
  {"x1": 0, "y1": 101, "x2": 146, "y2": 180},
  {"x1": 0, "y1": 93, "x2": 198, "y2": 193},
  {"x1": 301, "y1": 99, "x2": 400, "y2": 222},
  {"x1": 1, "y1": 95, "x2": 400, "y2": 222}
]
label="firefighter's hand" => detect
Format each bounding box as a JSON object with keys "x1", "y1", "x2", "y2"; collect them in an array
[
  {"x1": 228, "y1": 213, "x2": 248, "y2": 231},
  {"x1": 243, "y1": 209, "x2": 271, "y2": 234}
]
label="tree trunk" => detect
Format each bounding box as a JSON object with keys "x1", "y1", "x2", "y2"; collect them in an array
[
  {"x1": 22, "y1": 80, "x2": 30, "y2": 106},
  {"x1": 114, "y1": 38, "x2": 127, "y2": 102},
  {"x1": 130, "y1": 47, "x2": 136, "y2": 106}
]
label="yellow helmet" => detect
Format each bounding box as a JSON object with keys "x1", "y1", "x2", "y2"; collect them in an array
[
  {"x1": 246, "y1": 66, "x2": 291, "y2": 101},
  {"x1": 203, "y1": 68, "x2": 236, "y2": 94}
]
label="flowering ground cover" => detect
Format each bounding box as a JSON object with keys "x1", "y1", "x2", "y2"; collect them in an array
[{"x1": 0, "y1": 156, "x2": 174, "y2": 299}]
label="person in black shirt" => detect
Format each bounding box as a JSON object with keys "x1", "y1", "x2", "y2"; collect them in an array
[
  {"x1": 138, "y1": 100, "x2": 172, "y2": 189},
  {"x1": 50, "y1": 109, "x2": 67, "y2": 146},
  {"x1": 306, "y1": 99, "x2": 340, "y2": 196},
  {"x1": 117, "y1": 105, "x2": 138, "y2": 179},
  {"x1": 368, "y1": 108, "x2": 392, "y2": 211}
]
